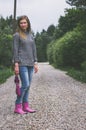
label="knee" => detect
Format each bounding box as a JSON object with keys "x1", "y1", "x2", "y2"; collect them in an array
[
  {"x1": 22, "y1": 82, "x2": 30, "y2": 89},
  {"x1": 22, "y1": 85, "x2": 30, "y2": 91}
]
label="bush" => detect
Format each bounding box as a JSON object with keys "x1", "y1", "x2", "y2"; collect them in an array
[
  {"x1": 47, "y1": 24, "x2": 86, "y2": 69},
  {"x1": 67, "y1": 68, "x2": 86, "y2": 83},
  {"x1": 81, "y1": 61, "x2": 86, "y2": 71},
  {"x1": 0, "y1": 67, "x2": 13, "y2": 84}
]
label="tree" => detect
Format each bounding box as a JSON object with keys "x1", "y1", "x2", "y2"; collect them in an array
[
  {"x1": 35, "y1": 32, "x2": 43, "y2": 62},
  {"x1": 53, "y1": 8, "x2": 83, "y2": 39},
  {"x1": 35, "y1": 30, "x2": 51, "y2": 62},
  {"x1": 0, "y1": 34, "x2": 12, "y2": 67},
  {"x1": 66, "y1": 0, "x2": 86, "y2": 8},
  {"x1": 0, "y1": 16, "x2": 13, "y2": 67},
  {"x1": 47, "y1": 24, "x2": 55, "y2": 37}
]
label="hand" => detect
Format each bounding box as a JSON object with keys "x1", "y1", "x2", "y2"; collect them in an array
[
  {"x1": 34, "y1": 64, "x2": 38, "y2": 73},
  {"x1": 14, "y1": 63, "x2": 19, "y2": 75}
]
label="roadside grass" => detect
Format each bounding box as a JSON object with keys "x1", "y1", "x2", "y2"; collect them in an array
[
  {"x1": 0, "y1": 67, "x2": 13, "y2": 84},
  {"x1": 67, "y1": 68, "x2": 86, "y2": 83},
  {"x1": 52, "y1": 64, "x2": 86, "y2": 83}
]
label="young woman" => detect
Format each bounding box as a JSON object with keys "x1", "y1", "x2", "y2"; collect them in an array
[{"x1": 12, "y1": 15, "x2": 38, "y2": 114}]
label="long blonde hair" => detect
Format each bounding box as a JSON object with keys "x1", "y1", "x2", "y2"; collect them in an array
[{"x1": 17, "y1": 15, "x2": 31, "y2": 39}]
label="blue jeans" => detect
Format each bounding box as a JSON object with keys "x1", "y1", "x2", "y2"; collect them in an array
[{"x1": 16, "y1": 66, "x2": 34, "y2": 104}]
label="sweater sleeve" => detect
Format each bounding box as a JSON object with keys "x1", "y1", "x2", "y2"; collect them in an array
[
  {"x1": 33, "y1": 41, "x2": 38, "y2": 63},
  {"x1": 12, "y1": 33, "x2": 20, "y2": 64},
  {"x1": 31, "y1": 35, "x2": 38, "y2": 63}
]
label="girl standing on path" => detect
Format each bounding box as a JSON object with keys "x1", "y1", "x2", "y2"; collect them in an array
[{"x1": 12, "y1": 15, "x2": 38, "y2": 114}]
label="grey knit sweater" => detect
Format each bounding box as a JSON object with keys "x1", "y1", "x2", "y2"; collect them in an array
[{"x1": 12, "y1": 32, "x2": 37, "y2": 66}]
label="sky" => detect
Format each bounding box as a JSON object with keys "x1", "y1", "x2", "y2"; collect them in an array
[{"x1": 0, "y1": 0, "x2": 71, "y2": 33}]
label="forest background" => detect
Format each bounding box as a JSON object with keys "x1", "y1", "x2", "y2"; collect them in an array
[{"x1": 0, "y1": 0, "x2": 86, "y2": 83}]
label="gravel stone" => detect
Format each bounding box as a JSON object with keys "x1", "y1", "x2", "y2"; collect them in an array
[{"x1": 0, "y1": 62, "x2": 86, "y2": 130}]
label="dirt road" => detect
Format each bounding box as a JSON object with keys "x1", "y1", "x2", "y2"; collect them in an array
[{"x1": 0, "y1": 63, "x2": 86, "y2": 130}]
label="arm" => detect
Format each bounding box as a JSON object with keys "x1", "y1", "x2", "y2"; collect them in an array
[
  {"x1": 32, "y1": 36, "x2": 38, "y2": 73},
  {"x1": 12, "y1": 33, "x2": 20, "y2": 75},
  {"x1": 12, "y1": 33, "x2": 20, "y2": 63}
]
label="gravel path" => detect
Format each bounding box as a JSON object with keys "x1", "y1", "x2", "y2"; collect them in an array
[{"x1": 0, "y1": 62, "x2": 86, "y2": 130}]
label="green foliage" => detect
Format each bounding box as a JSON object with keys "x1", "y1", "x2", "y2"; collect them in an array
[
  {"x1": 0, "y1": 67, "x2": 13, "y2": 84},
  {"x1": 54, "y1": 8, "x2": 85, "y2": 40},
  {"x1": 66, "y1": 0, "x2": 86, "y2": 8},
  {"x1": 35, "y1": 33, "x2": 44, "y2": 61},
  {"x1": 35, "y1": 30, "x2": 52, "y2": 62},
  {"x1": 35, "y1": 6, "x2": 86, "y2": 64},
  {"x1": 47, "y1": 24, "x2": 86, "y2": 69},
  {"x1": 0, "y1": 34, "x2": 12, "y2": 67},
  {"x1": 67, "y1": 68, "x2": 86, "y2": 83},
  {"x1": 47, "y1": 41, "x2": 55, "y2": 64},
  {"x1": 59, "y1": 27, "x2": 83, "y2": 67},
  {"x1": 47, "y1": 24, "x2": 56, "y2": 37},
  {"x1": 81, "y1": 61, "x2": 86, "y2": 71},
  {"x1": 0, "y1": 16, "x2": 13, "y2": 67}
]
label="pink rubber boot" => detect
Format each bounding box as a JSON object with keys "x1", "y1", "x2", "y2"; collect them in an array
[
  {"x1": 14, "y1": 104, "x2": 27, "y2": 114},
  {"x1": 23, "y1": 102, "x2": 36, "y2": 113}
]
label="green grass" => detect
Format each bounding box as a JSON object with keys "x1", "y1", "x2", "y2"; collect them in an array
[
  {"x1": 53, "y1": 64, "x2": 86, "y2": 83},
  {"x1": 67, "y1": 68, "x2": 86, "y2": 83},
  {"x1": 0, "y1": 68, "x2": 13, "y2": 84}
]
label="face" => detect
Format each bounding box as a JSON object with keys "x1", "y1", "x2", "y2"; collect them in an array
[{"x1": 19, "y1": 19, "x2": 28, "y2": 31}]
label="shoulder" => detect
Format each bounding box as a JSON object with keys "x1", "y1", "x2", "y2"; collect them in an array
[
  {"x1": 13, "y1": 32, "x2": 20, "y2": 38},
  {"x1": 29, "y1": 32, "x2": 35, "y2": 40},
  {"x1": 13, "y1": 32, "x2": 20, "y2": 39}
]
